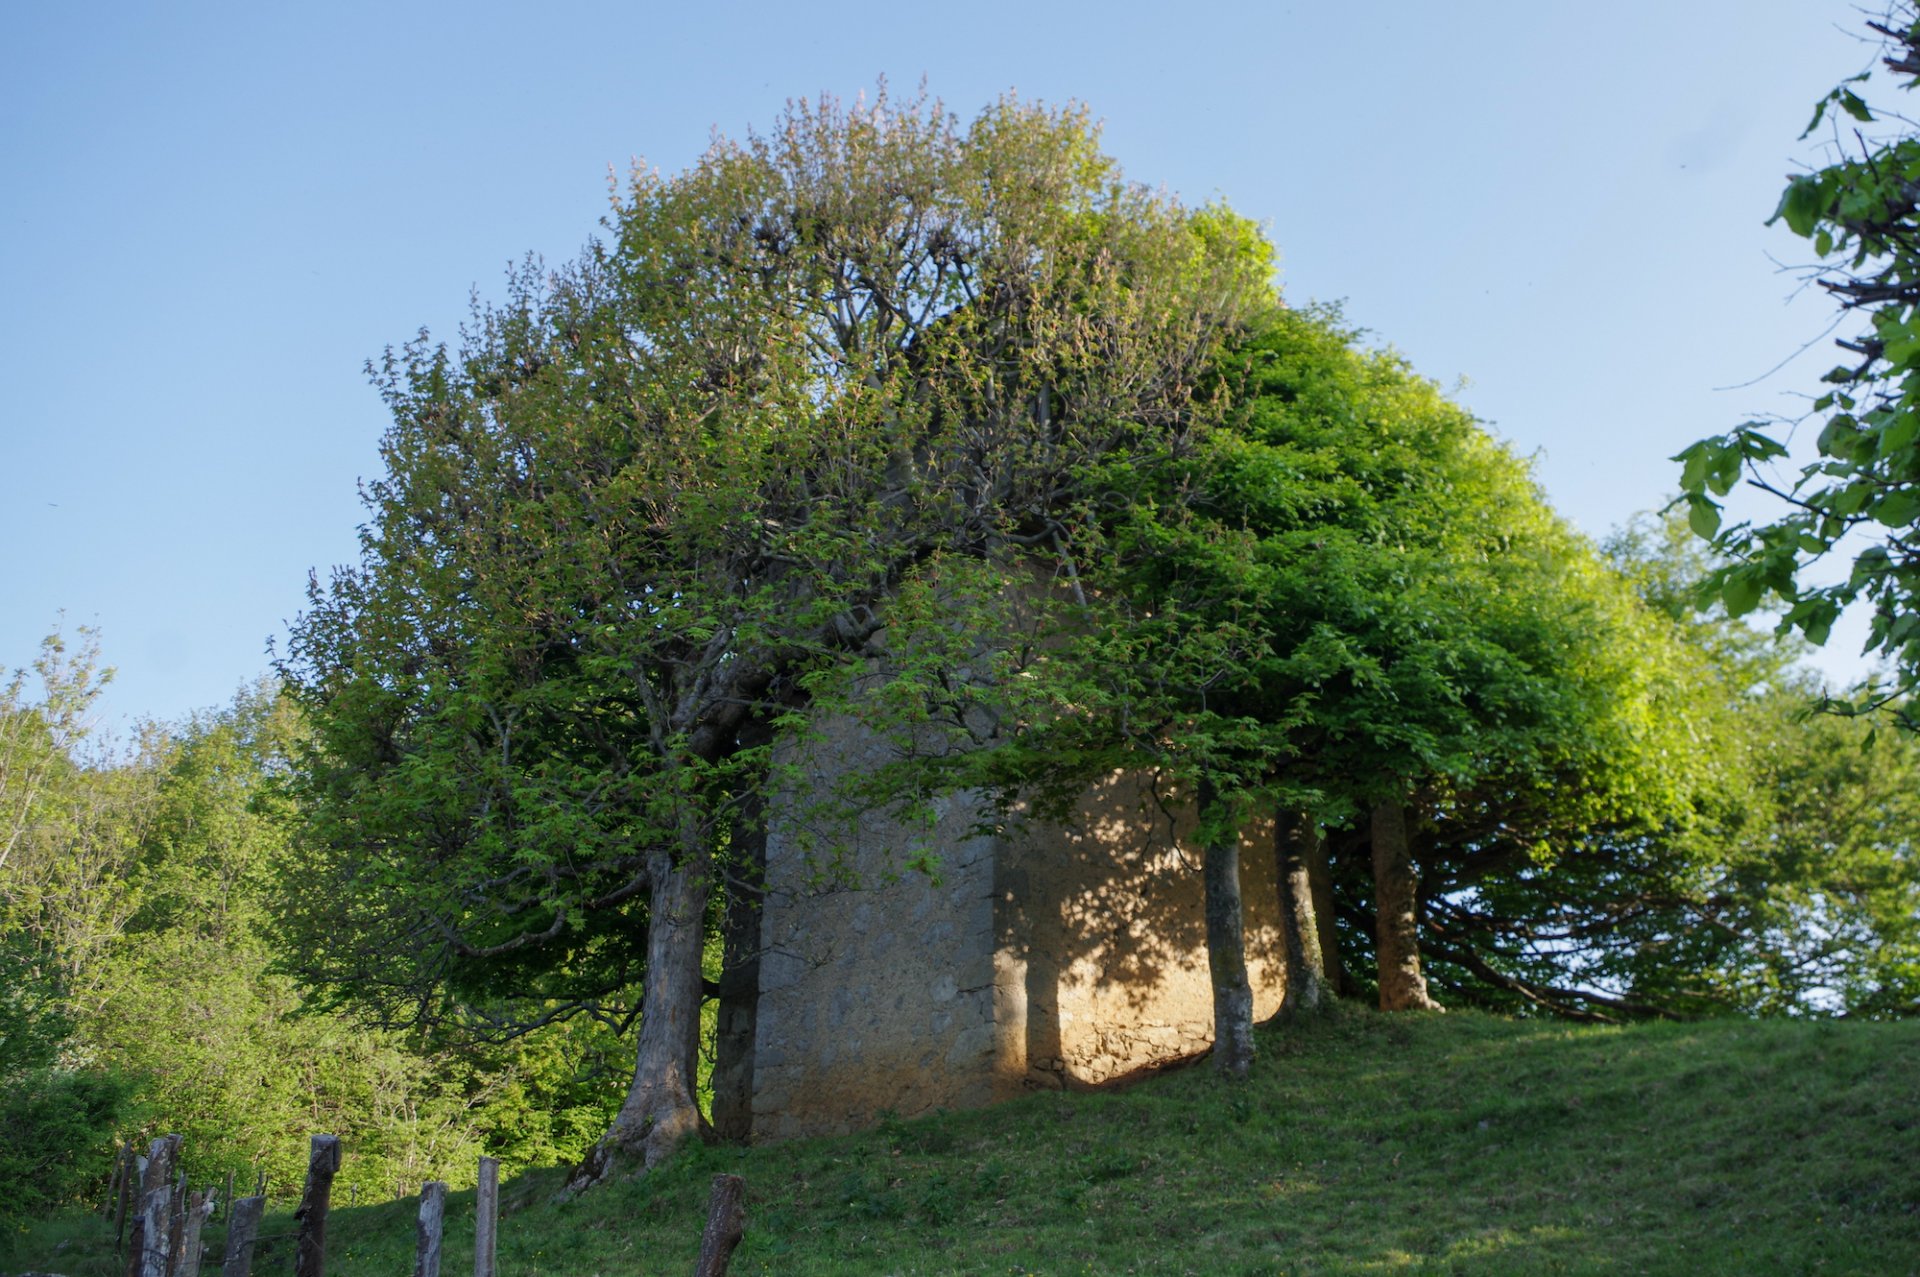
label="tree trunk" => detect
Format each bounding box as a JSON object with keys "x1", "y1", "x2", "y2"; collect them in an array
[
  {"x1": 1274, "y1": 811, "x2": 1327, "y2": 1016},
  {"x1": 1199, "y1": 778, "x2": 1255, "y2": 1078},
  {"x1": 1306, "y1": 831, "x2": 1344, "y2": 997},
  {"x1": 565, "y1": 846, "x2": 711, "y2": 1193},
  {"x1": 1371, "y1": 801, "x2": 1442, "y2": 1012}
]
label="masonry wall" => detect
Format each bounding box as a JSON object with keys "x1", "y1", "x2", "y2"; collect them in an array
[
  {"x1": 750, "y1": 713, "x2": 1017, "y2": 1142},
  {"x1": 994, "y1": 773, "x2": 1287, "y2": 1091},
  {"x1": 751, "y1": 715, "x2": 1288, "y2": 1138}
]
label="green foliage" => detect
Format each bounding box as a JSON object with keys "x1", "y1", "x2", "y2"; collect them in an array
[
  {"x1": 75, "y1": 685, "x2": 629, "y2": 1199},
  {"x1": 1676, "y1": 5, "x2": 1920, "y2": 724},
  {"x1": 1047, "y1": 304, "x2": 1700, "y2": 819},
  {"x1": 0, "y1": 629, "x2": 144, "y2": 1219},
  {"x1": 1700, "y1": 692, "x2": 1920, "y2": 1015},
  {"x1": 274, "y1": 85, "x2": 1269, "y2": 1163},
  {"x1": 0, "y1": 933, "x2": 138, "y2": 1224},
  {"x1": 960, "y1": 303, "x2": 1720, "y2": 1019},
  {"x1": 1417, "y1": 514, "x2": 1920, "y2": 1021},
  {"x1": 2, "y1": 625, "x2": 630, "y2": 1209},
  {"x1": 0, "y1": 1066, "x2": 137, "y2": 1223}
]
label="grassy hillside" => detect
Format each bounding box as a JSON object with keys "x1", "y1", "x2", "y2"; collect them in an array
[{"x1": 8, "y1": 1006, "x2": 1917, "y2": 1276}]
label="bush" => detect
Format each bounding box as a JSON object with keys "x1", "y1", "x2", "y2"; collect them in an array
[{"x1": 0, "y1": 1066, "x2": 138, "y2": 1219}]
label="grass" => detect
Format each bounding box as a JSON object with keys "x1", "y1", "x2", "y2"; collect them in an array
[{"x1": 7, "y1": 1005, "x2": 1917, "y2": 1275}]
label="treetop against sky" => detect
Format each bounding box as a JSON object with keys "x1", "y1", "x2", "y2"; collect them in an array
[{"x1": 0, "y1": 0, "x2": 1877, "y2": 725}]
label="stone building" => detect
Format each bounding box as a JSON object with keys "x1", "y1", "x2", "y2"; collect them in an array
[{"x1": 711, "y1": 713, "x2": 1290, "y2": 1142}]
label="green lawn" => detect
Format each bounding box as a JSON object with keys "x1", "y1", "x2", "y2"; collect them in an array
[{"x1": 10, "y1": 1006, "x2": 1917, "y2": 1275}]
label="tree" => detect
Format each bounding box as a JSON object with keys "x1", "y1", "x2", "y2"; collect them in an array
[
  {"x1": 102, "y1": 687, "x2": 626, "y2": 1198},
  {"x1": 1, "y1": 629, "x2": 107, "y2": 876},
  {"x1": 963, "y1": 304, "x2": 1708, "y2": 1070},
  {"x1": 0, "y1": 631, "x2": 150, "y2": 1216},
  {"x1": 278, "y1": 87, "x2": 1266, "y2": 1183},
  {"x1": 1412, "y1": 513, "x2": 1920, "y2": 1022},
  {"x1": 1675, "y1": 3, "x2": 1920, "y2": 727}
]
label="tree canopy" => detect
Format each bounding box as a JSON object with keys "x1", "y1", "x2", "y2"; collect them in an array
[
  {"x1": 950, "y1": 304, "x2": 1724, "y2": 1037},
  {"x1": 1676, "y1": 3, "x2": 1920, "y2": 727},
  {"x1": 277, "y1": 87, "x2": 1270, "y2": 1179}
]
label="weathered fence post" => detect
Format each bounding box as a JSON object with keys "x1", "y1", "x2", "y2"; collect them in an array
[
  {"x1": 222, "y1": 1171, "x2": 235, "y2": 1221},
  {"x1": 124, "y1": 1210, "x2": 146, "y2": 1277},
  {"x1": 115, "y1": 1145, "x2": 136, "y2": 1250},
  {"x1": 175, "y1": 1188, "x2": 215, "y2": 1277},
  {"x1": 473, "y1": 1157, "x2": 499, "y2": 1277},
  {"x1": 166, "y1": 1173, "x2": 189, "y2": 1277},
  {"x1": 694, "y1": 1174, "x2": 746, "y2": 1277},
  {"x1": 142, "y1": 1136, "x2": 183, "y2": 1195},
  {"x1": 413, "y1": 1182, "x2": 447, "y2": 1277},
  {"x1": 293, "y1": 1135, "x2": 342, "y2": 1277},
  {"x1": 220, "y1": 1195, "x2": 265, "y2": 1277},
  {"x1": 136, "y1": 1184, "x2": 174, "y2": 1277},
  {"x1": 131, "y1": 1135, "x2": 182, "y2": 1277}
]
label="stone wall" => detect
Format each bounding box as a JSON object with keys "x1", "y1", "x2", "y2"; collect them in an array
[
  {"x1": 749, "y1": 720, "x2": 1288, "y2": 1139},
  {"x1": 994, "y1": 773, "x2": 1287, "y2": 1091}
]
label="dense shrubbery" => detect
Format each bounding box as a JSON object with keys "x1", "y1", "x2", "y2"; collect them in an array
[
  {"x1": 0, "y1": 639, "x2": 627, "y2": 1214},
  {"x1": 0, "y1": 937, "x2": 138, "y2": 1220}
]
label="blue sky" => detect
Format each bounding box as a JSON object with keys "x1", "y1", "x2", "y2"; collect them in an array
[{"x1": 0, "y1": 1, "x2": 1880, "y2": 730}]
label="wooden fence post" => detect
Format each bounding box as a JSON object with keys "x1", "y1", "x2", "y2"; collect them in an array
[
  {"x1": 166, "y1": 1173, "x2": 188, "y2": 1277},
  {"x1": 132, "y1": 1135, "x2": 182, "y2": 1277},
  {"x1": 222, "y1": 1171, "x2": 235, "y2": 1221},
  {"x1": 219, "y1": 1195, "x2": 265, "y2": 1277},
  {"x1": 293, "y1": 1135, "x2": 342, "y2": 1277},
  {"x1": 142, "y1": 1136, "x2": 182, "y2": 1195},
  {"x1": 694, "y1": 1174, "x2": 746, "y2": 1277},
  {"x1": 473, "y1": 1157, "x2": 499, "y2": 1277},
  {"x1": 123, "y1": 1209, "x2": 145, "y2": 1277},
  {"x1": 104, "y1": 1142, "x2": 125, "y2": 1217},
  {"x1": 136, "y1": 1184, "x2": 174, "y2": 1277},
  {"x1": 115, "y1": 1145, "x2": 136, "y2": 1250},
  {"x1": 176, "y1": 1188, "x2": 215, "y2": 1277},
  {"x1": 413, "y1": 1182, "x2": 447, "y2": 1277}
]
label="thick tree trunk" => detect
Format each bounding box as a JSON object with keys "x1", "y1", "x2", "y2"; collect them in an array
[
  {"x1": 1274, "y1": 811, "x2": 1327, "y2": 1016},
  {"x1": 565, "y1": 846, "x2": 711, "y2": 1194},
  {"x1": 1199, "y1": 778, "x2": 1255, "y2": 1078},
  {"x1": 1305, "y1": 830, "x2": 1343, "y2": 997},
  {"x1": 1371, "y1": 801, "x2": 1442, "y2": 1012}
]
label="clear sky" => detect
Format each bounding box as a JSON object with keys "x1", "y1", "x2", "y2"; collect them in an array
[{"x1": 0, "y1": 1, "x2": 1881, "y2": 731}]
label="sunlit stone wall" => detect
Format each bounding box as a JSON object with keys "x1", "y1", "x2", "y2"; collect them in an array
[{"x1": 748, "y1": 717, "x2": 1287, "y2": 1141}]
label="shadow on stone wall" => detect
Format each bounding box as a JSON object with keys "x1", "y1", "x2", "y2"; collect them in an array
[
  {"x1": 749, "y1": 697, "x2": 1288, "y2": 1137},
  {"x1": 997, "y1": 772, "x2": 1286, "y2": 1092}
]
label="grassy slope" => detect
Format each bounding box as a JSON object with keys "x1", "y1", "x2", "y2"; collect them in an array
[{"x1": 9, "y1": 1007, "x2": 1916, "y2": 1276}]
